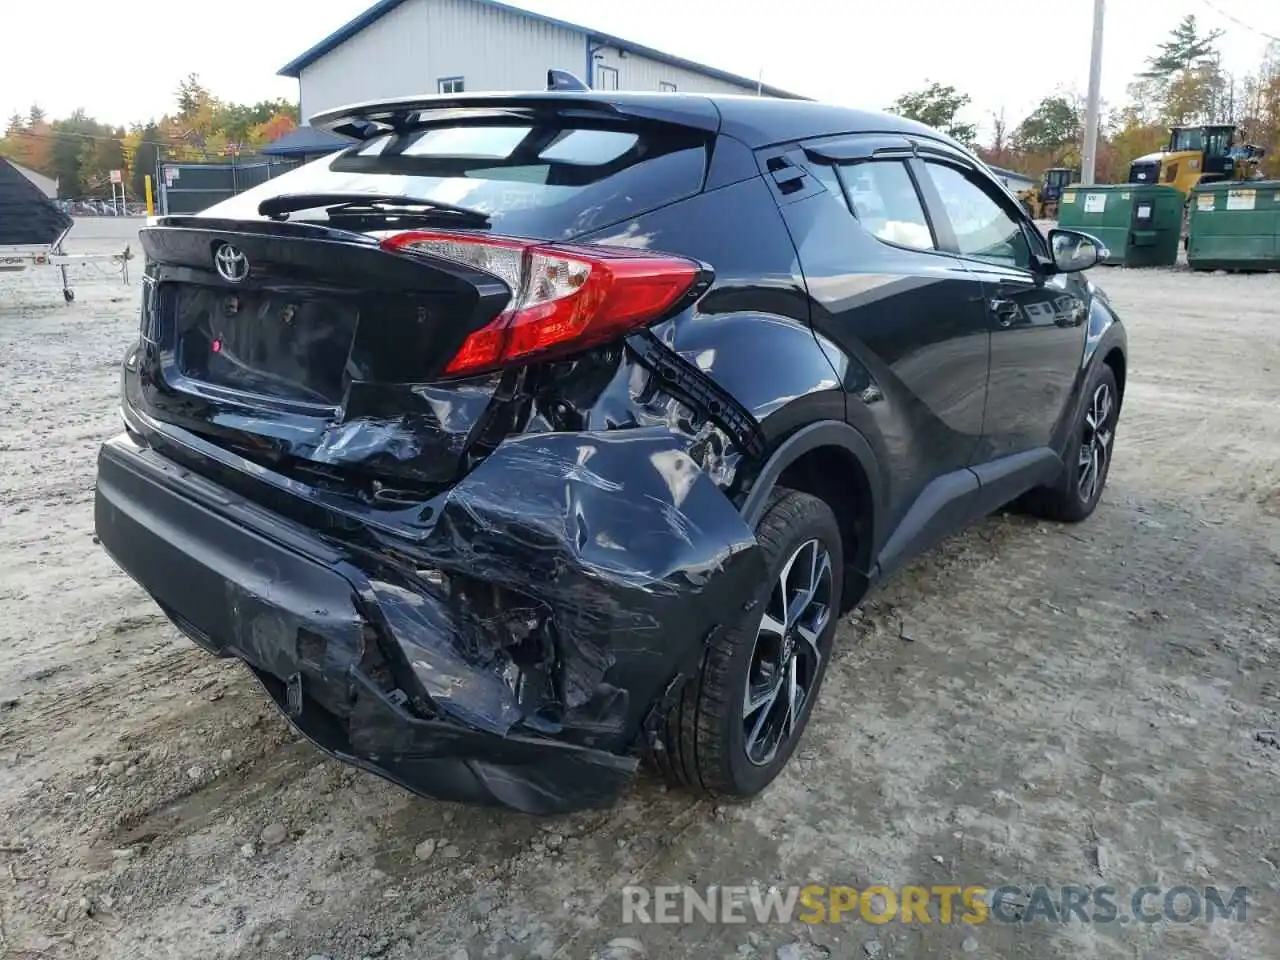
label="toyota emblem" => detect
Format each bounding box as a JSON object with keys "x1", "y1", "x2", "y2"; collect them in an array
[{"x1": 214, "y1": 243, "x2": 249, "y2": 283}]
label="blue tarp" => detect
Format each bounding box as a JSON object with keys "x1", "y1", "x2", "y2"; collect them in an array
[{"x1": 260, "y1": 126, "x2": 354, "y2": 158}]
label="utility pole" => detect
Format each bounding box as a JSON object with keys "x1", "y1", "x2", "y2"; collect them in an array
[{"x1": 1081, "y1": 0, "x2": 1106, "y2": 185}]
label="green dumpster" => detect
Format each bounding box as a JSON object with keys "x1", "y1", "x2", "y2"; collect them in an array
[
  {"x1": 1187, "y1": 181, "x2": 1280, "y2": 271},
  {"x1": 1056, "y1": 184, "x2": 1183, "y2": 267}
]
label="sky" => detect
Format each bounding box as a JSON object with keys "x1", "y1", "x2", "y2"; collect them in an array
[{"x1": 3, "y1": 0, "x2": 1278, "y2": 135}]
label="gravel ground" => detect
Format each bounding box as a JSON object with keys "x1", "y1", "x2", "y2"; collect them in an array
[{"x1": 1, "y1": 218, "x2": 1278, "y2": 960}]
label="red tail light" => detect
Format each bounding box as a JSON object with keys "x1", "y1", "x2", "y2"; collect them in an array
[{"x1": 380, "y1": 230, "x2": 702, "y2": 376}]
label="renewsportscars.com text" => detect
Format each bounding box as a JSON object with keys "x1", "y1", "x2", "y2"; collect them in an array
[{"x1": 621, "y1": 884, "x2": 1249, "y2": 925}]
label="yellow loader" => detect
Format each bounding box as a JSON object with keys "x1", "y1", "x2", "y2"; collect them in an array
[
  {"x1": 1126, "y1": 125, "x2": 1265, "y2": 198},
  {"x1": 1017, "y1": 167, "x2": 1078, "y2": 220}
]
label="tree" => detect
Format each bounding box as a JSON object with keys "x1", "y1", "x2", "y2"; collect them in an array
[
  {"x1": 1239, "y1": 42, "x2": 1280, "y2": 176},
  {"x1": 48, "y1": 110, "x2": 98, "y2": 197},
  {"x1": 984, "y1": 109, "x2": 1013, "y2": 168},
  {"x1": 1014, "y1": 95, "x2": 1081, "y2": 153},
  {"x1": 888, "y1": 82, "x2": 977, "y2": 145},
  {"x1": 125, "y1": 123, "x2": 163, "y2": 200},
  {"x1": 84, "y1": 130, "x2": 127, "y2": 194},
  {"x1": 1162, "y1": 63, "x2": 1226, "y2": 125},
  {"x1": 971, "y1": 27, "x2": 1280, "y2": 186},
  {"x1": 1, "y1": 78, "x2": 307, "y2": 196},
  {"x1": 216, "y1": 98, "x2": 299, "y2": 143},
  {"x1": 1141, "y1": 15, "x2": 1223, "y2": 78},
  {"x1": 175, "y1": 74, "x2": 213, "y2": 119},
  {"x1": 251, "y1": 113, "x2": 297, "y2": 149},
  {"x1": 1103, "y1": 107, "x2": 1167, "y2": 183}
]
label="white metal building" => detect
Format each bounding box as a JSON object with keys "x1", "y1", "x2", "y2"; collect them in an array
[{"x1": 279, "y1": 0, "x2": 802, "y2": 122}]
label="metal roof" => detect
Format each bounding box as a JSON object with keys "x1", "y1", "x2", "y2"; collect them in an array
[
  {"x1": 987, "y1": 164, "x2": 1035, "y2": 183},
  {"x1": 278, "y1": 0, "x2": 803, "y2": 100},
  {"x1": 260, "y1": 125, "x2": 356, "y2": 157}
]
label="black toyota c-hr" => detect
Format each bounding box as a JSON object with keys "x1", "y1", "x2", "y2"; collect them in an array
[{"x1": 95, "y1": 89, "x2": 1126, "y2": 814}]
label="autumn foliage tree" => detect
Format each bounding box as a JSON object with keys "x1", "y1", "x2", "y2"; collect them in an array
[
  {"x1": 957, "y1": 15, "x2": 1280, "y2": 185},
  {"x1": 0, "y1": 74, "x2": 300, "y2": 198}
]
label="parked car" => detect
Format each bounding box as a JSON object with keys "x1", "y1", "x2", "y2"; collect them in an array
[{"x1": 95, "y1": 90, "x2": 1126, "y2": 814}]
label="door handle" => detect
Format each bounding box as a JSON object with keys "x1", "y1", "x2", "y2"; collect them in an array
[{"x1": 988, "y1": 297, "x2": 1021, "y2": 327}]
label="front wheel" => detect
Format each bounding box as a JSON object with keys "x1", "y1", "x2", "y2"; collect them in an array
[
  {"x1": 1020, "y1": 365, "x2": 1119, "y2": 523},
  {"x1": 652, "y1": 488, "x2": 843, "y2": 798}
]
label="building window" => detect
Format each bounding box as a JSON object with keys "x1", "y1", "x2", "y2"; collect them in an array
[
  {"x1": 438, "y1": 76, "x2": 465, "y2": 94},
  {"x1": 659, "y1": 81, "x2": 677, "y2": 92},
  {"x1": 596, "y1": 65, "x2": 619, "y2": 90}
]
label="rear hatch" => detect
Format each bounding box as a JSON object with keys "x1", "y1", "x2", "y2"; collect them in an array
[{"x1": 133, "y1": 99, "x2": 715, "y2": 501}]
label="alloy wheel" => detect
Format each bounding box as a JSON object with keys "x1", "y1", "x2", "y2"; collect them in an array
[
  {"x1": 1078, "y1": 381, "x2": 1115, "y2": 504},
  {"x1": 742, "y1": 538, "x2": 833, "y2": 766}
]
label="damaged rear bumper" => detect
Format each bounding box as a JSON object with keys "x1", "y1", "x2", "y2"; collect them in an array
[{"x1": 94, "y1": 427, "x2": 763, "y2": 814}]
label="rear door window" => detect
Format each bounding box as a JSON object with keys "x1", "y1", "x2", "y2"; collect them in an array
[
  {"x1": 201, "y1": 120, "x2": 710, "y2": 240},
  {"x1": 815, "y1": 159, "x2": 936, "y2": 251}
]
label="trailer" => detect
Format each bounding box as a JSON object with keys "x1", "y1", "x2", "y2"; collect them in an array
[
  {"x1": 0, "y1": 158, "x2": 132, "y2": 302},
  {"x1": 0, "y1": 226, "x2": 132, "y2": 302}
]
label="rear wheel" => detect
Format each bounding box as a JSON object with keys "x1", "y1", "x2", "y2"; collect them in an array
[
  {"x1": 1020, "y1": 365, "x2": 1119, "y2": 523},
  {"x1": 653, "y1": 489, "x2": 842, "y2": 798}
]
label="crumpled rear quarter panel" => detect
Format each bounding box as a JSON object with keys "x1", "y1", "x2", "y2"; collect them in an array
[{"x1": 364, "y1": 428, "x2": 766, "y2": 750}]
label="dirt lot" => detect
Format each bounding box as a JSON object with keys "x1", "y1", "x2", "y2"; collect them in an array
[{"x1": 1, "y1": 218, "x2": 1278, "y2": 960}]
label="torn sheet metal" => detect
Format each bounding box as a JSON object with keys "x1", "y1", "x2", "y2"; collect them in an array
[{"x1": 368, "y1": 428, "x2": 765, "y2": 748}]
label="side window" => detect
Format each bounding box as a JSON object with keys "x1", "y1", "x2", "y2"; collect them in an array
[
  {"x1": 922, "y1": 161, "x2": 1031, "y2": 269},
  {"x1": 828, "y1": 160, "x2": 936, "y2": 251},
  {"x1": 809, "y1": 163, "x2": 849, "y2": 212}
]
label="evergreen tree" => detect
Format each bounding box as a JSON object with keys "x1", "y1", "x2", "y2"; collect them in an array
[{"x1": 1141, "y1": 15, "x2": 1224, "y2": 78}]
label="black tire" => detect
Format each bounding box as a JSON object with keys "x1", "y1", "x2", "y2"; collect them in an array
[
  {"x1": 652, "y1": 488, "x2": 843, "y2": 799},
  {"x1": 1020, "y1": 364, "x2": 1120, "y2": 523}
]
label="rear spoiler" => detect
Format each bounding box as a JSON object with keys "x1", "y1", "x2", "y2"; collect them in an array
[{"x1": 310, "y1": 90, "x2": 721, "y2": 140}]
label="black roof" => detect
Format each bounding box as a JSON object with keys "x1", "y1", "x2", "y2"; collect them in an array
[
  {"x1": 0, "y1": 159, "x2": 71, "y2": 246},
  {"x1": 310, "y1": 90, "x2": 955, "y2": 152},
  {"x1": 260, "y1": 125, "x2": 356, "y2": 157}
]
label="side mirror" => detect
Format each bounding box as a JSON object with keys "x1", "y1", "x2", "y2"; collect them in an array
[{"x1": 1048, "y1": 228, "x2": 1107, "y2": 273}]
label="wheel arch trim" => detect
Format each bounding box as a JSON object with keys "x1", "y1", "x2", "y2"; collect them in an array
[{"x1": 739, "y1": 420, "x2": 883, "y2": 553}]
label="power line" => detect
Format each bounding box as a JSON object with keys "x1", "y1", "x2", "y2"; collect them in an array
[
  {"x1": 5, "y1": 128, "x2": 198, "y2": 149},
  {"x1": 4, "y1": 126, "x2": 265, "y2": 153},
  {"x1": 1196, "y1": 0, "x2": 1280, "y2": 44}
]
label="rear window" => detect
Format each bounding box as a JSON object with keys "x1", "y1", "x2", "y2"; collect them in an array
[{"x1": 201, "y1": 120, "x2": 710, "y2": 240}]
